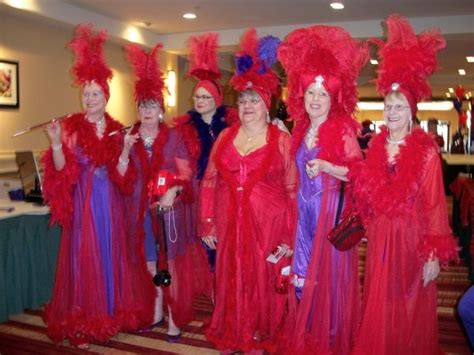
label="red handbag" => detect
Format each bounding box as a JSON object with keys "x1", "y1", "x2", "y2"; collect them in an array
[{"x1": 327, "y1": 182, "x2": 365, "y2": 251}]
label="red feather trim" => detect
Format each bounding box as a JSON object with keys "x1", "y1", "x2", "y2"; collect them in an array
[
  {"x1": 125, "y1": 43, "x2": 165, "y2": 108},
  {"x1": 69, "y1": 24, "x2": 113, "y2": 99},
  {"x1": 352, "y1": 127, "x2": 438, "y2": 221},
  {"x1": 210, "y1": 123, "x2": 280, "y2": 350},
  {"x1": 291, "y1": 113, "x2": 360, "y2": 164},
  {"x1": 418, "y1": 234, "x2": 460, "y2": 266},
  {"x1": 41, "y1": 144, "x2": 80, "y2": 229},
  {"x1": 187, "y1": 33, "x2": 221, "y2": 81}
]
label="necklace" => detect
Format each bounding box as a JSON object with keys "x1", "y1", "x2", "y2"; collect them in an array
[
  {"x1": 305, "y1": 124, "x2": 318, "y2": 147},
  {"x1": 241, "y1": 125, "x2": 267, "y2": 142},
  {"x1": 140, "y1": 129, "x2": 158, "y2": 148},
  {"x1": 386, "y1": 136, "x2": 405, "y2": 145}
]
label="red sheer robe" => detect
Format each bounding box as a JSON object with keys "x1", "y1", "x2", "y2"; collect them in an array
[
  {"x1": 351, "y1": 127, "x2": 459, "y2": 355},
  {"x1": 199, "y1": 123, "x2": 297, "y2": 352}
]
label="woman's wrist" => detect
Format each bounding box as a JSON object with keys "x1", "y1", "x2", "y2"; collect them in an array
[
  {"x1": 52, "y1": 142, "x2": 63, "y2": 151},
  {"x1": 118, "y1": 155, "x2": 129, "y2": 166}
]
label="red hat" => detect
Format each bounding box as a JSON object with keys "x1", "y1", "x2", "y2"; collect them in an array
[
  {"x1": 187, "y1": 33, "x2": 223, "y2": 106},
  {"x1": 230, "y1": 28, "x2": 280, "y2": 109},
  {"x1": 372, "y1": 14, "x2": 446, "y2": 116},
  {"x1": 278, "y1": 25, "x2": 368, "y2": 121},
  {"x1": 125, "y1": 43, "x2": 165, "y2": 109},
  {"x1": 69, "y1": 24, "x2": 113, "y2": 101}
]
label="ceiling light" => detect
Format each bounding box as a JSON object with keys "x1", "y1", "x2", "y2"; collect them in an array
[
  {"x1": 446, "y1": 93, "x2": 451, "y2": 98},
  {"x1": 448, "y1": 87, "x2": 454, "y2": 93},
  {"x1": 183, "y1": 13, "x2": 197, "y2": 19},
  {"x1": 467, "y1": 57, "x2": 474, "y2": 63},
  {"x1": 458, "y1": 69, "x2": 466, "y2": 75},
  {"x1": 330, "y1": 1, "x2": 344, "y2": 10},
  {"x1": 370, "y1": 59, "x2": 378, "y2": 65}
]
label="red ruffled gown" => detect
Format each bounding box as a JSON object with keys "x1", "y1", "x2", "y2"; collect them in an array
[
  {"x1": 351, "y1": 127, "x2": 459, "y2": 355},
  {"x1": 126, "y1": 123, "x2": 211, "y2": 327},
  {"x1": 199, "y1": 124, "x2": 297, "y2": 352},
  {"x1": 41, "y1": 113, "x2": 155, "y2": 345}
]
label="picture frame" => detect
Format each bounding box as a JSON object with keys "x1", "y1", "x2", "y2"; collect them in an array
[{"x1": 0, "y1": 60, "x2": 19, "y2": 108}]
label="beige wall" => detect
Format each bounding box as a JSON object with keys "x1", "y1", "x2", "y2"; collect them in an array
[{"x1": 0, "y1": 12, "x2": 179, "y2": 172}]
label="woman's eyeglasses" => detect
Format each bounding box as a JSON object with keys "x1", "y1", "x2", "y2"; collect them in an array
[
  {"x1": 237, "y1": 98, "x2": 261, "y2": 106},
  {"x1": 193, "y1": 95, "x2": 214, "y2": 101},
  {"x1": 384, "y1": 104, "x2": 409, "y2": 112}
]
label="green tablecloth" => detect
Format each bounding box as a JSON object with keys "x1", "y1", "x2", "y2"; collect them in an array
[{"x1": 0, "y1": 214, "x2": 60, "y2": 322}]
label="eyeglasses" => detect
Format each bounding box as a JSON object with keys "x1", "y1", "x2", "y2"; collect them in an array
[
  {"x1": 384, "y1": 104, "x2": 410, "y2": 112},
  {"x1": 193, "y1": 95, "x2": 213, "y2": 101},
  {"x1": 138, "y1": 102, "x2": 160, "y2": 110},
  {"x1": 237, "y1": 98, "x2": 262, "y2": 106}
]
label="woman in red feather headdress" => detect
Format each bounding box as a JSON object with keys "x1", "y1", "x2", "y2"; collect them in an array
[
  {"x1": 351, "y1": 14, "x2": 459, "y2": 354},
  {"x1": 123, "y1": 42, "x2": 211, "y2": 341},
  {"x1": 41, "y1": 24, "x2": 153, "y2": 347},
  {"x1": 277, "y1": 25, "x2": 367, "y2": 354},
  {"x1": 172, "y1": 33, "x2": 238, "y2": 274},
  {"x1": 198, "y1": 28, "x2": 297, "y2": 352}
]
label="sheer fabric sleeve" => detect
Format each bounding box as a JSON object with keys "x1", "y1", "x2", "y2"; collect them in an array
[
  {"x1": 280, "y1": 132, "x2": 298, "y2": 248},
  {"x1": 41, "y1": 131, "x2": 80, "y2": 229},
  {"x1": 418, "y1": 148, "x2": 459, "y2": 265},
  {"x1": 198, "y1": 130, "x2": 226, "y2": 237},
  {"x1": 343, "y1": 127, "x2": 363, "y2": 166},
  {"x1": 170, "y1": 128, "x2": 193, "y2": 203}
]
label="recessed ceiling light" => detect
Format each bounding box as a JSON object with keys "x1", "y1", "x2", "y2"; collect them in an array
[
  {"x1": 458, "y1": 69, "x2": 466, "y2": 75},
  {"x1": 446, "y1": 93, "x2": 451, "y2": 98},
  {"x1": 467, "y1": 56, "x2": 474, "y2": 63},
  {"x1": 448, "y1": 88, "x2": 454, "y2": 93},
  {"x1": 183, "y1": 13, "x2": 197, "y2": 19},
  {"x1": 330, "y1": 1, "x2": 344, "y2": 10},
  {"x1": 370, "y1": 59, "x2": 378, "y2": 65}
]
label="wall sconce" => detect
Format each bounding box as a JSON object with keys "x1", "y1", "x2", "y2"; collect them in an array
[{"x1": 166, "y1": 70, "x2": 176, "y2": 108}]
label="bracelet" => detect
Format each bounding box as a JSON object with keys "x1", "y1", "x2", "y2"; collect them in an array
[
  {"x1": 118, "y1": 156, "x2": 129, "y2": 166},
  {"x1": 326, "y1": 163, "x2": 334, "y2": 174},
  {"x1": 52, "y1": 143, "x2": 63, "y2": 151}
]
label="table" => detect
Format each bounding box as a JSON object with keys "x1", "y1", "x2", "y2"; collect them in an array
[
  {"x1": 0, "y1": 199, "x2": 60, "y2": 322},
  {"x1": 450, "y1": 177, "x2": 474, "y2": 281}
]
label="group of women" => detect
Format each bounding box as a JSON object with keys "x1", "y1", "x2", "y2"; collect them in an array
[{"x1": 41, "y1": 14, "x2": 459, "y2": 354}]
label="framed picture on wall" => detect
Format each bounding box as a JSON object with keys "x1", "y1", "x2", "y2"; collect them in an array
[{"x1": 0, "y1": 60, "x2": 19, "y2": 108}]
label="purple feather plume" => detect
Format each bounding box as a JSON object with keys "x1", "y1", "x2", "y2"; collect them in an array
[
  {"x1": 257, "y1": 35, "x2": 280, "y2": 73},
  {"x1": 235, "y1": 55, "x2": 253, "y2": 74}
]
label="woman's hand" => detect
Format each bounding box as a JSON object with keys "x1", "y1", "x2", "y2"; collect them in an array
[
  {"x1": 121, "y1": 129, "x2": 139, "y2": 160},
  {"x1": 158, "y1": 187, "x2": 179, "y2": 208},
  {"x1": 46, "y1": 120, "x2": 62, "y2": 146},
  {"x1": 422, "y1": 257, "x2": 440, "y2": 287},
  {"x1": 202, "y1": 235, "x2": 217, "y2": 250},
  {"x1": 306, "y1": 159, "x2": 332, "y2": 178}
]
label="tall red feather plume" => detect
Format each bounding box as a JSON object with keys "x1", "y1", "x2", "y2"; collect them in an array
[
  {"x1": 187, "y1": 33, "x2": 221, "y2": 81},
  {"x1": 278, "y1": 25, "x2": 368, "y2": 122},
  {"x1": 125, "y1": 43, "x2": 165, "y2": 108},
  {"x1": 230, "y1": 28, "x2": 280, "y2": 108},
  {"x1": 373, "y1": 14, "x2": 446, "y2": 113},
  {"x1": 69, "y1": 24, "x2": 113, "y2": 99}
]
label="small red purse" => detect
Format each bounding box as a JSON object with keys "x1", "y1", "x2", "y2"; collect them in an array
[{"x1": 327, "y1": 182, "x2": 365, "y2": 251}]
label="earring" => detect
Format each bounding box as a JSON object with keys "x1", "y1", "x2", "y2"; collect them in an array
[
  {"x1": 158, "y1": 113, "x2": 164, "y2": 122},
  {"x1": 266, "y1": 112, "x2": 270, "y2": 123},
  {"x1": 409, "y1": 119, "x2": 413, "y2": 132}
]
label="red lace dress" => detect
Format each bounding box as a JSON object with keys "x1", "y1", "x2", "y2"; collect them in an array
[
  {"x1": 351, "y1": 127, "x2": 459, "y2": 355},
  {"x1": 199, "y1": 123, "x2": 297, "y2": 352}
]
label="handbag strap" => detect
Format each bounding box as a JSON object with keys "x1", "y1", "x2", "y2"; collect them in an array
[{"x1": 334, "y1": 181, "x2": 345, "y2": 227}]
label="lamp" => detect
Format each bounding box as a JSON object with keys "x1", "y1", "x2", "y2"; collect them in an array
[{"x1": 166, "y1": 70, "x2": 176, "y2": 108}]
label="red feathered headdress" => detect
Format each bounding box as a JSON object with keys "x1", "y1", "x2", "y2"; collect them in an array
[
  {"x1": 187, "y1": 33, "x2": 223, "y2": 106},
  {"x1": 372, "y1": 14, "x2": 446, "y2": 115},
  {"x1": 278, "y1": 25, "x2": 368, "y2": 121},
  {"x1": 69, "y1": 24, "x2": 113, "y2": 101},
  {"x1": 125, "y1": 43, "x2": 165, "y2": 109},
  {"x1": 230, "y1": 28, "x2": 281, "y2": 109}
]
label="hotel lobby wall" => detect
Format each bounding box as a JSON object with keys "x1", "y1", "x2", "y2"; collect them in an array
[{"x1": 0, "y1": 11, "x2": 178, "y2": 172}]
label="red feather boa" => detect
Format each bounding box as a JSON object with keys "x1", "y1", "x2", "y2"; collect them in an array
[{"x1": 291, "y1": 113, "x2": 360, "y2": 164}]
